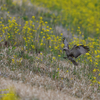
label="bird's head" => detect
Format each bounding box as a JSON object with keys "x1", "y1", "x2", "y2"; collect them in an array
[{"x1": 63, "y1": 47, "x2": 69, "y2": 51}]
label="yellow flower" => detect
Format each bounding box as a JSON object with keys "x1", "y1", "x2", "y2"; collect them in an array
[
  {"x1": 40, "y1": 52, "x2": 42, "y2": 55},
  {"x1": 47, "y1": 37, "x2": 51, "y2": 40},
  {"x1": 43, "y1": 36, "x2": 45, "y2": 38},
  {"x1": 79, "y1": 31, "x2": 81, "y2": 34},
  {"x1": 61, "y1": 78, "x2": 63, "y2": 80},
  {"x1": 31, "y1": 45, "x2": 35, "y2": 49},
  {"x1": 93, "y1": 69, "x2": 96, "y2": 73},
  {"x1": 32, "y1": 16, "x2": 35, "y2": 19},
  {"x1": 57, "y1": 68, "x2": 59, "y2": 70},
  {"x1": 50, "y1": 49, "x2": 53, "y2": 51},
  {"x1": 71, "y1": 78, "x2": 73, "y2": 80},
  {"x1": 98, "y1": 73, "x2": 100, "y2": 76},
  {"x1": 61, "y1": 43, "x2": 64, "y2": 48},
  {"x1": 98, "y1": 81, "x2": 100, "y2": 84},
  {"x1": 90, "y1": 84, "x2": 92, "y2": 86},
  {"x1": 86, "y1": 53, "x2": 90, "y2": 56},
  {"x1": 46, "y1": 29, "x2": 49, "y2": 32},
  {"x1": 46, "y1": 26, "x2": 49, "y2": 28},
  {"x1": 66, "y1": 70, "x2": 68, "y2": 73},
  {"x1": 93, "y1": 77, "x2": 96, "y2": 80},
  {"x1": 95, "y1": 50, "x2": 97, "y2": 54},
  {"x1": 49, "y1": 46, "x2": 51, "y2": 48},
  {"x1": 92, "y1": 80, "x2": 97, "y2": 83},
  {"x1": 51, "y1": 31, "x2": 53, "y2": 33},
  {"x1": 50, "y1": 27, "x2": 52, "y2": 30},
  {"x1": 52, "y1": 57, "x2": 56, "y2": 60},
  {"x1": 60, "y1": 33, "x2": 63, "y2": 35},
  {"x1": 45, "y1": 21, "x2": 48, "y2": 24},
  {"x1": 40, "y1": 43, "x2": 43, "y2": 46},
  {"x1": 78, "y1": 26, "x2": 80, "y2": 29},
  {"x1": 40, "y1": 17, "x2": 42, "y2": 20},
  {"x1": 12, "y1": 59, "x2": 15, "y2": 64},
  {"x1": 58, "y1": 55, "x2": 61, "y2": 57},
  {"x1": 55, "y1": 46, "x2": 58, "y2": 50},
  {"x1": 41, "y1": 31, "x2": 43, "y2": 34}
]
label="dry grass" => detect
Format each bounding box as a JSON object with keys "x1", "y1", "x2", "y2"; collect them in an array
[
  {"x1": 0, "y1": 77, "x2": 81, "y2": 100},
  {"x1": 0, "y1": 47, "x2": 100, "y2": 100}
]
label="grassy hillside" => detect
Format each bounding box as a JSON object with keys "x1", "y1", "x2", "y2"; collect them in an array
[{"x1": 0, "y1": 0, "x2": 100, "y2": 99}]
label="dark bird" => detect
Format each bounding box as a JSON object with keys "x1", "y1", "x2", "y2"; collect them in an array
[{"x1": 63, "y1": 37, "x2": 89, "y2": 66}]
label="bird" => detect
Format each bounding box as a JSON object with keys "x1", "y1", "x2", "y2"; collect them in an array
[{"x1": 63, "y1": 37, "x2": 89, "y2": 66}]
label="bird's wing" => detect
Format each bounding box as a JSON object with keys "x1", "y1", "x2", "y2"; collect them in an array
[
  {"x1": 63, "y1": 37, "x2": 69, "y2": 49},
  {"x1": 78, "y1": 45, "x2": 89, "y2": 54},
  {"x1": 70, "y1": 45, "x2": 89, "y2": 58},
  {"x1": 68, "y1": 56, "x2": 78, "y2": 66}
]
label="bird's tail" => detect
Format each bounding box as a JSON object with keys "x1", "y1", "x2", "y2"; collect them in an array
[{"x1": 81, "y1": 45, "x2": 90, "y2": 52}]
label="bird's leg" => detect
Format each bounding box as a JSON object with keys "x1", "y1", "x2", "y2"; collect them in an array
[{"x1": 68, "y1": 56, "x2": 78, "y2": 66}]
